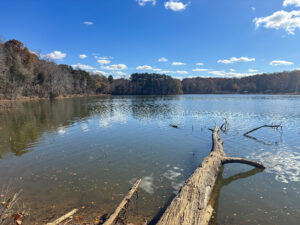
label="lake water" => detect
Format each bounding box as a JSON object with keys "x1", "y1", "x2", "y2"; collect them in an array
[{"x1": 0, "y1": 95, "x2": 299, "y2": 224}]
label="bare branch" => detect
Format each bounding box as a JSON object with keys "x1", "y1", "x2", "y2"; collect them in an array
[
  {"x1": 243, "y1": 124, "x2": 282, "y2": 136},
  {"x1": 222, "y1": 157, "x2": 266, "y2": 169},
  {"x1": 103, "y1": 178, "x2": 141, "y2": 225},
  {"x1": 46, "y1": 208, "x2": 78, "y2": 225}
]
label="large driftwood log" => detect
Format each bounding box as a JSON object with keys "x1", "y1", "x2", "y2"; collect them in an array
[
  {"x1": 103, "y1": 178, "x2": 141, "y2": 225},
  {"x1": 156, "y1": 126, "x2": 265, "y2": 225}
]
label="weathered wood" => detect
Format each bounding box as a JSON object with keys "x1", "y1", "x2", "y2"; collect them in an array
[
  {"x1": 243, "y1": 124, "x2": 281, "y2": 136},
  {"x1": 103, "y1": 179, "x2": 141, "y2": 225},
  {"x1": 157, "y1": 126, "x2": 265, "y2": 225},
  {"x1": 46, "y1": 209, "x2": 78, "y2": 225}
]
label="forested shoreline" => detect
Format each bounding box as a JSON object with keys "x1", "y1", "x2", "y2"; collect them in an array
[{"x1": 1, "y1": 39, "x2": 300, "y2": 100}]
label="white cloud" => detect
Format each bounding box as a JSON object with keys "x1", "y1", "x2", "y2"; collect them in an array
[
  {"x1": 83, "y1": 21, "x2": 94, "y2": 26},
  {"x1": 158, "y1": 57, "x2": 168, "y2": 62},
  {"x1": 29, "y1": 50, "x2": 39, "y2": 56},
  {"x1": 79, "y1": 54, "x2": 87, "y2": 59},
  {"x1": 113, "y1": 71, "x2": 128, "y2": 76},
  {"x1": 172, "y1": 62, "x2": 186, "y2": 66},
  {"x1": 176, "y1": 70, "x2": 188, "y2": 74},
  {"x1": 173, "y1": 76, "x2": 184, "y2": 80},
  {"x1": 229, "y1": 68, "x2": 235, "y2": 72},
  {"x1": 72, "y1": 63, "x2": 95, "y2": 70},
  {"x1": 283, "y1": 0, "x2": 300, "y2": 7},
  {"x1": 248, "y1": 69, "x2": 258, "y2": 73},
  {"x1": 136, "y1": 0, "x2": 156, "y2": 6},
  {"x1": 208, "y1": 70, "x2": 257, "y2": 78},
  {"x1": 97, "y1": 59, "x2": 111, "y2": 65},
  {"x1": 254, "y1": 10, "x2": 300, "y2": 35},
  {"x1": 270, "y1": 60, "x2": 294, "y2": 66},
  {"x1": 92, "y1": 70, "x2": 108, "y2": 75},
  {"x1": 251, "y1": 7, "x2": 256, "y2": 11},
  {"x1": 45, "y1": 51, "x2": 67, "y2": 60},
  {"x1": 160, "y1": 70, "x2": 173, "y2": 74},
  {"x1": 136, "y1": 65, "x2": 162, "y2": 72},
  {"x1": 95, "y1": 56, "x2": 113, "y2": 60},
  {"x1": 101, "y1": 64, "x2": 128, "y2": 70},
  {"x1": 192, "y1": 68, "x2": 209, "y2": 72},
  {"x1": 209, "y1": 70, "x2": 226, "y2": 76},
  {"x1": 136, "y1": 65, "x2": 153, "y2": 70},
  {"x1": 217, "y1": 57, "x2": 255, "y2": 64},
  {"x1": 195, "y1": 62, "x2": 204, "y2": 66},
  {"x1": 165, "y1": 0, "x2": 189, "y2": 11}
]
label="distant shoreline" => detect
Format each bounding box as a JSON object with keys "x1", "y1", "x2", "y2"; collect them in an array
[
  {"x1": 0, "y1": 94, "x2": 109, "y2": 106},
  {"x1": 1, "y1": 92, "x2": 299, "y2": 105}
]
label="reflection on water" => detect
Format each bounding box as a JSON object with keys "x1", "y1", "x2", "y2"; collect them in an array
[
  {"x1": 209, "y1": 167, "x2": 264, "y2": 225},
  {"x1": 250, "y1": 147, "x2": 300, "y2": 183},
  {"x1": 0, "y1": 95, "x2": 299, "y2": 224}
]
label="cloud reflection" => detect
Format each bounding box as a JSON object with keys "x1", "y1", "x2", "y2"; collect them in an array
[{"x1": 250, "y1": 147, "x2": 300, "y2": 183}]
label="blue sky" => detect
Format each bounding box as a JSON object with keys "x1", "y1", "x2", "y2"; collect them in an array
[{"x1": 1, "y1": 0, "x2": 300, "y2": 79}]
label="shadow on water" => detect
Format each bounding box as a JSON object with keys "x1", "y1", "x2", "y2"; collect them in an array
[
  {"x1": 209, "y1": 166, "x2": 264, "y2": 225},
  {"x1": 244, "y1": 134, "x2": 282, "y2": 146}
]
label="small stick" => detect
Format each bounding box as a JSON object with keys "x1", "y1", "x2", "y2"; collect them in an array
[
  {"x1": 46, "y1": 209, "x2": 78, "y2": 225},
  {"x1": 103, "y1": 179, "x2": 141, "y2": 225}
]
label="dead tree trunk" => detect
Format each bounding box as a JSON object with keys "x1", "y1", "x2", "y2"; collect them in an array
[{"x1": 156, "y1": 126, "x2": 265, "y2": 225}]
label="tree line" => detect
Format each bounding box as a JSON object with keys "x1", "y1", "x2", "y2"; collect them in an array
[
  {"x1": 182, "y1": 72, "x2": 300, "y2": 94},
  {"x1": 0, "y1": 39, "x2": 299, "y2": 100}
]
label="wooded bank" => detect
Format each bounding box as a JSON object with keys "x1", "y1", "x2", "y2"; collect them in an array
[{"x1": 1, "y1": 39, "x2": 300, "y2": 100}]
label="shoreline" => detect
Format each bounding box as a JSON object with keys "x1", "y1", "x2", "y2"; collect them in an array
[
  {"x1": 0, "y1": 94, "x2": 110, "y2": 105},
  {"x1": 1, "y1": 92, "x2": 299, "y2": 105}
]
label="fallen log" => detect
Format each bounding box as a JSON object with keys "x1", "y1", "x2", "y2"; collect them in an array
[
  {"x1": 156, "y1": 126, "x2": 265, "y2": 225},
  {"x1": 46, "y1": 208, "x2": 78, "y2": 225},
  {"x1": 103, "y1": 178, "x2": 141, "y2": 225}
]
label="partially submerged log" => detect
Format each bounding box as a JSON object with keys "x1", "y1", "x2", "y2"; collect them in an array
[
  {"x1": 103, "y1": 178, "x2": 141, "y2": 225},
  {"x1": 156, "y1": 126, "x2": 265, "y2": 225}
]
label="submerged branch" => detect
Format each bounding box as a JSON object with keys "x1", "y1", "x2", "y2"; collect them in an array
[
  {"x1": 103, "y1": 178, "x2": 141, "y2": 225},
  {"x1": 243, "y1": 124, "x2": 282, "y2": 136},
  {"x1": 46, "y1": 209, "x2": 78, "y2": 225}
]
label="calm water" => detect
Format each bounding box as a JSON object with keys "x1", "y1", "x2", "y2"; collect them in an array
[{"x1": 0, "y1": 95, "x2": 299, "y2": 224}]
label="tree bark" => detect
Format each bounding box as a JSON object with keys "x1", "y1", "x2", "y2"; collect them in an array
[{"x1": 156, "y1": 126, "x2": 265, "y2": 225}]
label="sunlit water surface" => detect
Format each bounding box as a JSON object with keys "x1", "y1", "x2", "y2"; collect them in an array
[{"x1": 0, "y1": 95, "x2": 299, "y2": 224}]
